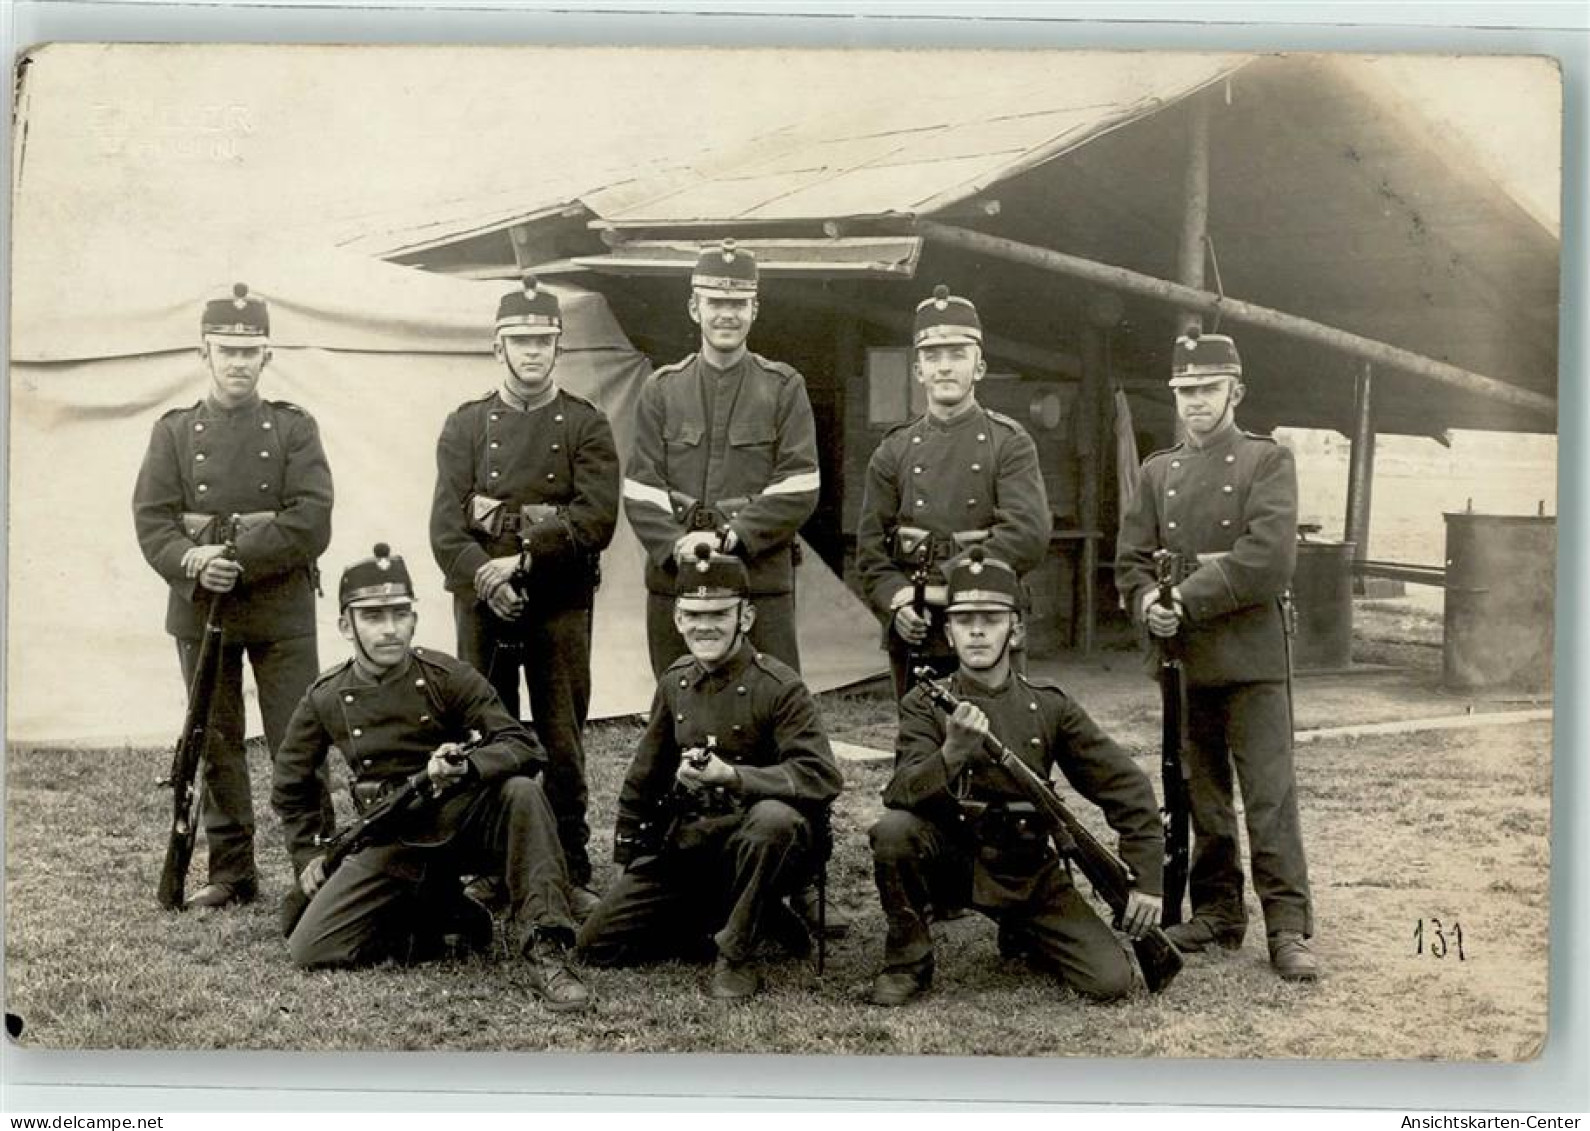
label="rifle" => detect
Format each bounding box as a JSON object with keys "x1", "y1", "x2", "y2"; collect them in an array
[
  {"x1": 1153, "y1": 549, "x2": 1192, "y2": 928},
  {"x1": 156, "y1": 514, "x2": 240, "y2": 910},
  {"x1": 670, "y1": 490, "x2": 743, "y2": 551},
  {"x1": 915, "y1": 671, "x2": 1184, "y2": 994},
  {"x1": 281, "y1": 736, "x2": 483, "y2": 936}
]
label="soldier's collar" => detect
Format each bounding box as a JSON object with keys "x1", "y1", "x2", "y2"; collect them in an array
[
  {"x1": 349, "y1": 651, "x2": 416, "y2": 686},
  {"x1": 953, "y1": 666, "x2": 1015, "y2": 699},
  {"x1": 201, "y1": 392, "x2": 263, "y2": 417},
  {"x1": 923, "y1": 399, "x2": 981, "y2": 431},
  {"x1": 498, "y1": 381, "x2": 559, "y2": 414},
  {"x1": 688, "y1": 639, "x2": 756, "y2": 686},
  {"x1": 1182, "y1": 418, "x2": 1241, "y2": 453}
]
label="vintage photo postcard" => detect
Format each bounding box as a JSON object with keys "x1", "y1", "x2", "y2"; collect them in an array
[{"x1": 4, "y1": 43, "x2": 1562, "y2": 1065}]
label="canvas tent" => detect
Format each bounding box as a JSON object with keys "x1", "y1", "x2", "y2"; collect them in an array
[{"x1": 7, "y1": 241, "x2": 883, "y2": 744}]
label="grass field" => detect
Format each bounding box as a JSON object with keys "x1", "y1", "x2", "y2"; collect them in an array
[{"x1": 3, "y1": 676, "x2": 1551, "y2": 1061}]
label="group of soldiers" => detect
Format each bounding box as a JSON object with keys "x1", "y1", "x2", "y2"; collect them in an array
[{"x1": 133, "y1": 240, "x2": 1318, "y2": 1016}]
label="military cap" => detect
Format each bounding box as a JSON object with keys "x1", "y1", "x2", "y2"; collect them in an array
[
  {"x1": 944, "y1": 547, "x2": 1019, "y2": 613},
  {"x1": 1170, "y1": 329, "x2": 1242, "y2": 386},
  {"x1": 676, "y1": 543, "x2": 749, "y2": 610},
  {"x1": 339, "y1": 542, "x2": 417, "y2": 610},
  {"x1": 201, "y1": 283, "x2": 269, "y2": 344},
  {"x1": 914, "y1": 284, "x2": 983, "y2": 349},
  {"x1": 691, "y1": 238, "x2": 758, "y2": 297},
  {"x1": 495, "y1": 274, "x2": 562, "y2": 337}
]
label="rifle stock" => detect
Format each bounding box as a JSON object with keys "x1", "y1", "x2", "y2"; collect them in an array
[
  {"x1": 1153, "y1": 550, "x2": 1192, "y2": 929},
  {"x1": 916, "y1": 672, "x2": 1183, "y2": 994},
  {"x1": 156, "y1": 515, "x2": 239, "y2": 910}
]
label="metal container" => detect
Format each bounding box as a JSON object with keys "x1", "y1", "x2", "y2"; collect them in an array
[
  {"x1": 1443, "y1": 513, "x2": 1556, "y2": 692},
  {"x1": 1291, "y1": 534, "x2": 1355, "y2": 672}
]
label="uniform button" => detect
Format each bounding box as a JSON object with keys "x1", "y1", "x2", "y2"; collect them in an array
[
  {"x1": 194, "y1": 423, "x2": 205, "y2": 433},
  {"x1": 262, "y1": 421, "x2": 272, "y2": 430},
  {"x1": 490, "y1": 441, "x2": 500, "y2": 450},
  {"x1": 1225, "y1": 454, "x2": 1236, "y2": 464},
  {"x1": 489, "y1": 470, "x2": 500, "y2": 479},
  {"x1": 352, "y1": 728, "x2": 363, "y2": 737},
  {"x1": 415, "y1": 678, "x2": 426, "y2": 688},
  {"x1": 679, "y1": 678, "x2": 688, "y2": 687},
  {"x1": 1221, "y1": 519, "x2": 1232, "y2": 528},
  {"x1": 362, "y1": 758, "x2": 372, "y2": 767},
  {"x1": 916, "y1": 500, "x2": 926, "y2": 508},
  {"x1": 967, "y1": 499, "x2": 977, "y2": 507},
  {"x1": 490, "y1": 414, "x2": 500, "y2": 422},
  {"x1": 1029, "y1": 702, "x2": 1038, "y2": 712},
  {"x1": 676, "y1": 714, "x2": 686, "y2": 723},
  {"x1": 1168, "y1": 521, "x2": 1178, "y2": 530},
  {"x1": 260, "y1": 450, "x2": 270, "y2": 459},
  {"x1": 343, "y1": 693, "x2": 354, "y2": 703},
  {"x1": 971, "y1": 463, "x2": 982, "y2": 472},
  {"x1": 551, "y1": 444, "x2": 561, "y2": 452},
  {"x1": 911, "y1": 436, "x2": 921, "y2": 444},
  {"x1": 419, "y1": 714, "x2": 431, "y2": 723},
  {"x1": 737, "y1": 686, "x2": 747, "y2": 695},
  {"x1": 976, "y1": 433, "x2": 986, "y2": 442},
  {"x1": 1167, "y1": 488, "x2": 1177, "y2": 497},
  {"x1": 1171, "y1": 460, "x2": 1181, "y2": 469},
  {"x1": 1030, "y1": 738, "x2": 1042, "y2": 748},
  {"x1": 194, "y1": 453, "x2": 206, "y2": 462},
  {"x1": 259, "y1": 483, "x2": 270, "y2": 491},
  {"x1": 554, "y1": 414, "x2": 564, "y2": 424},
  {"x1": 197, "y1": 484, "x2": 208, "y2": 493},
  {"x1": 732, "y1": 724, "x2": 743, "y2": 732},
  {"x1": 546, "y1": 474, "x2": 556, "y2": 482},
  {"x1": 913, "y1": 466, "x2": 923, "y2": 474},
  {"x1": 1223, "y1": 485, "x2": 1234, "y2": 494}
]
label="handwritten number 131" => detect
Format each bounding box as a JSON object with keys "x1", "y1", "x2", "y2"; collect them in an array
[{"x1": 1414, "y1": 918, "x2": 1465, "y2": 960}]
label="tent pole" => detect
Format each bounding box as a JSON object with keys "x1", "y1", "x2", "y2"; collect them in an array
[
  {"x1": 1077, "y1": 317, "x2": 1109, "y2": 655},
  {"x1": 1177, "y1": 95, "x2": 1211, "y2": 340},
  {"x1": 918, "y1": 222, "x2": 1556, "y2": 421},
  {"x1": 1344, "y1": 361, "x2": 1377, "y2": 594}
]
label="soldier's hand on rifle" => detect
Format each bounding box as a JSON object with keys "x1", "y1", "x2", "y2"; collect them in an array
[
  {"x1": 942, "y1": 701, "x2": 992, "y2": 770},
  {"x1": 674, "y1": 531, "x2": 722, "y2": 564},
  {"x1": 676, "y1": 749, "x2": 739, "y2": 791},
  {"x1": 892, "y1": 603, "x2": 930, "y2": 645},
  {"x1": 196, "y1": 555, "x2": 243, "y2": 593},
  {"x1": 298, "y1": 854, "x2": 328, "y2": 898},
  {"x1": 485, "y1": 579, "x2": 526, "y2": 621},
  {"x1": 1143, "y1": 587, "x2": 1184, "y2": 638},
  {"x1": 427, "y1": 743, "x2": 473, "y2": 788},
  {"x1": 181, "y1": 543, "x2": 230, "y2": 579},
  {"x1": 1121, "y1": 889, "x2": 1163, "y2": 939},
  {"x1": 474, "y1": 556, "x2": 521, "y2": 601}
]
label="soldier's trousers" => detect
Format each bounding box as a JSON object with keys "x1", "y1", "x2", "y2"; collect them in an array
[
  {"x1": 455, "y1": 596, "x2": 594, "y2": 886},
  {"x1": 288, "y1": 775, "x2": 577, "y2": 968},
  {"x1": 1184, "y1": 680, "x2": 1313, "y2": 939},
  {"x1": 869, "y1": 810, "x2": 1136, "y2": 1001},
  {"x1": 576, "y1": 799, "x2": 813, "y2": 965},
  {"x1": 176, "y1": 633, "x2": 330, "y2": 888},
  {"x1": 646, "y1": 591, "x2": 800, "y2": 677}
]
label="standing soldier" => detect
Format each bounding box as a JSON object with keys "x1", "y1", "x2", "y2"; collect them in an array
[
  {"x1": 1114, "y1": 330, "x2": 1319, "y2": 982},
  {"x1": 622, "y1": 238, "x2": 820, "y2": 677},
  {"x1": 856, "y1": 285, "x2": 1051, "y2": 701},
  {"x1": 576, "y1": 548, "x2": 844, "y2": 1000},
  {"x1": 133, "y1": 283, "x2": 334, "y2": 909},
  {"x1": 430, "y1": 275, "x2": 619, "y2": 908}
]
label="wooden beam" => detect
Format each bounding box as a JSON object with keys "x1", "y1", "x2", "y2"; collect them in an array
[
  {"x1": 1344, "y1": 361, "x2": 1376, "y2": 593},
  {"x1": 1177, "y1": 95, "x2": 1211, "y2": 339},
  {"x1": 919, "y1": 221, "x2": 1557, "y2": 421}
]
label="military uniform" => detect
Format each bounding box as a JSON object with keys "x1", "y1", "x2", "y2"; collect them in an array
[
  {"x1": 857, "y1": 404, "x2": 1051, "y2": 697},
  {"x1": 576, "y1": 575, "x2": 843, "y2": 976},
  {"x1": 430, "y1": 328, "x2": 620, "y2": 886},
  {"x1": 856, "y1": 285, "x2": 1051, "y2": 700},
  {"x1": 271, "y1": 644, "x2": 578, "y2": 968},
  {"x1": 1114, "y1": 333, "x2": 1314, "y2": 953},
  {"x1": 132, "y1": 285, "x2": 333, "y2": 900},
  {"x1": 622, "y1": 242, "x2": 820, "y2": 676},
  {"x1": 871, "y1": 654, "x2": 1160, "y2": 1002}
]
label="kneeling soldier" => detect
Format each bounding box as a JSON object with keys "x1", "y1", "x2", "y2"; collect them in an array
[
  {"x1": 271, "y1": 543, "x2": 591, "y2": 1012},
  {"x1": 867, "y1": 551, "x2": 1164, "y2": 1006},
  {"x1": 576, "y1": 547, "x2": 844, "y2": 1000}
]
